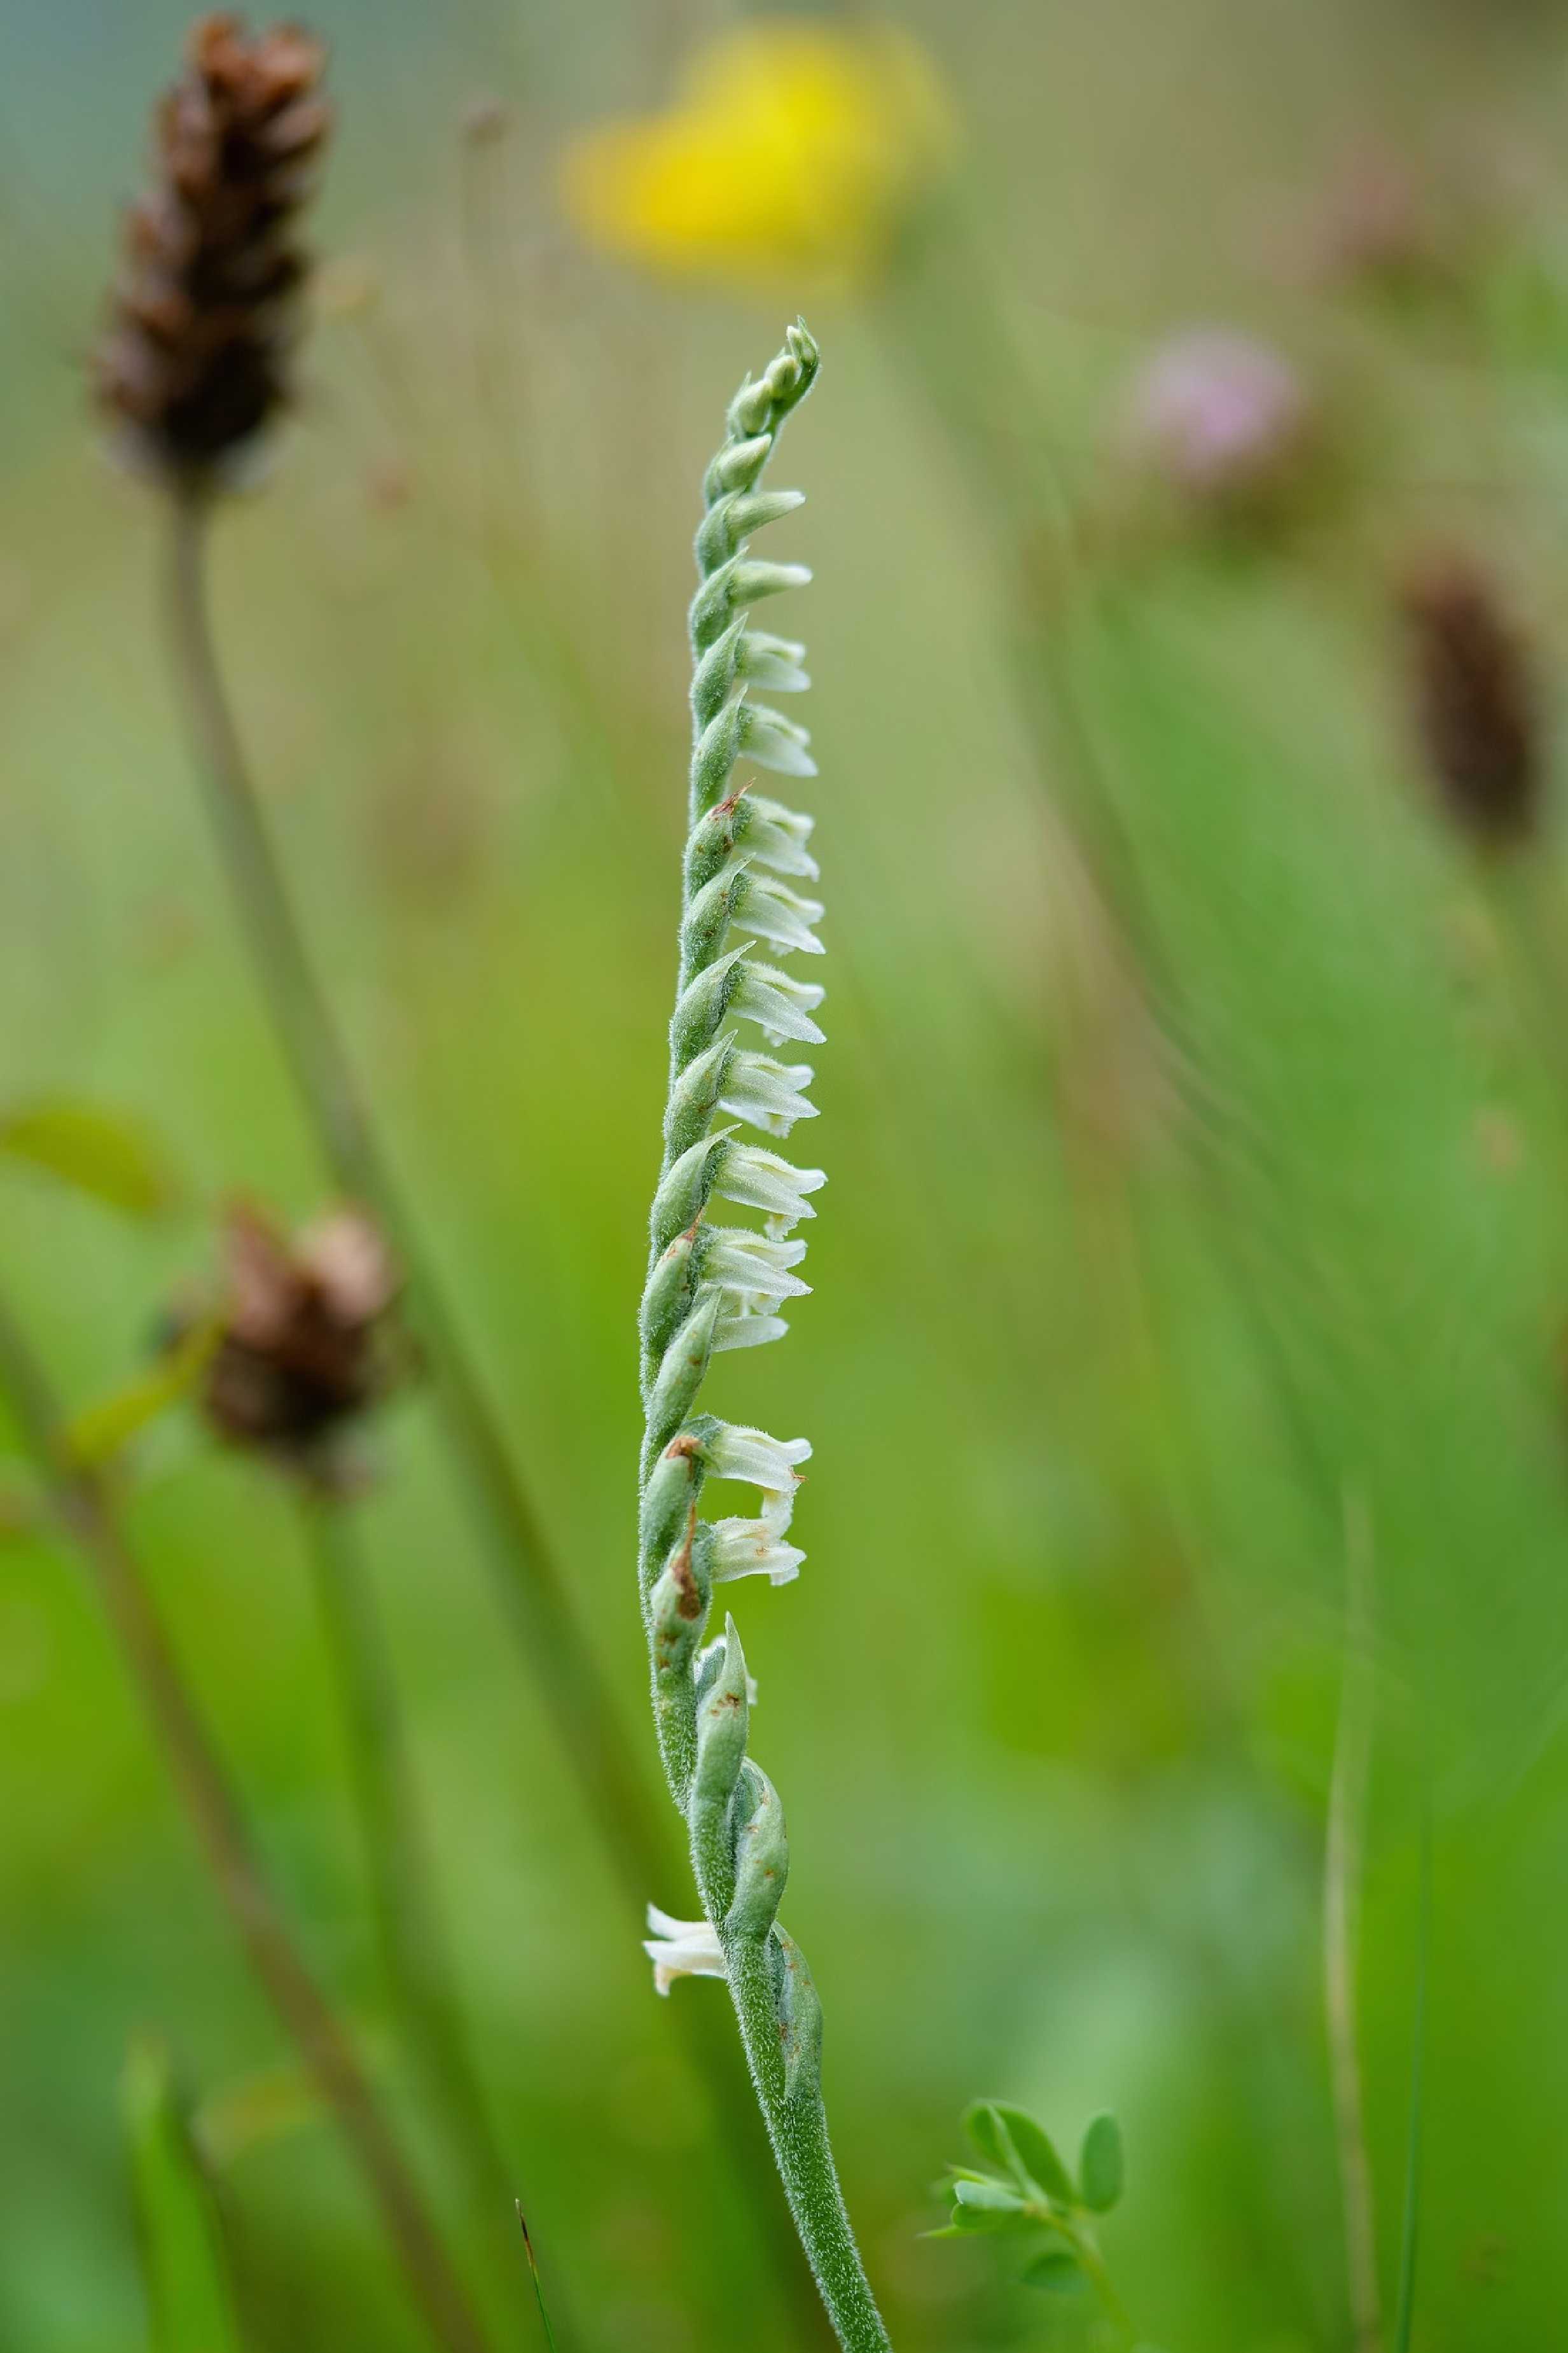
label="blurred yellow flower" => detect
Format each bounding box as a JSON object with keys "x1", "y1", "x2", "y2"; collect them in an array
[{"x1": 560, "y1": 20, "x2": 955, "y2": 289}]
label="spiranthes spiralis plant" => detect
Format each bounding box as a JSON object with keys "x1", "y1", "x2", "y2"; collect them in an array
[
  {"x1": 635, "y1": 324, "x2": 890, "y2": 2352},
  {"x1": 937, "y1": 2100, "x2": 1138, "y2": 2344}
]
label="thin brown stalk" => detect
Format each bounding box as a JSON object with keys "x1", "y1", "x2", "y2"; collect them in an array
[
  {"x1": 0, "y1": 1285, "x2": 489, "y2": 2353},
  {"x1": 302, "y1": 1497, "x2": 538, "y2": 2331},
  {"x1": 1328, "y1": 1493, "x2": 1381, "y2": 2353}
]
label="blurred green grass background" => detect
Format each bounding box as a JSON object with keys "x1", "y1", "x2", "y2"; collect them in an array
[{"x1": 6, "y1": 1, "x2": 1568, "y2": 2347}]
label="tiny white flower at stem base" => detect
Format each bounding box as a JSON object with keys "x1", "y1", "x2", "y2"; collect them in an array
[{"x1": 644, "y1": 1905, "x2": 727, "y2": 1995}]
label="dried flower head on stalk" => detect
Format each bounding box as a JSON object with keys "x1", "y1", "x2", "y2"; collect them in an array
[
  {"x1": 199, "y1": 1201, "x2": 406, "y2": 1483},
  {"x1": 1401, "y1": 554, "x2": 1542, "y2": 850},
  {"x1": 96, "y1": 13, "x2": 331, "y2": 488}
]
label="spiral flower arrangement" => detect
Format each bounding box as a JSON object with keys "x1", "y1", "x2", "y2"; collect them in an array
[{"x1": 636, "y1": 325, "x2": 891, "y2": 2352}]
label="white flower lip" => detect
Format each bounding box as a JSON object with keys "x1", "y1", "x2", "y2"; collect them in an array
[
  {"x1": 739, "y1": 632, "x2": 811, "y2": 695},
  {"x1": 706, "y1": 1227, "x2": 812, "y2": 1304},
  {"x1": 711, "y1": 1309, "x2": 790, "y2": 1352},
  {"x1": 719, "y1": 1142, "x2": 826, "y2": 1229},
  {"x1": 644, "y1": 1905, "x2": 726, "y2": 1996},
  {"x1": 746, "y1": 797, "x2": 818, "y2": 881},
  {"x1": 705, "y1": 1423, "x2": 812, "y2": 1490},
  {"x1": 721, "y1": 1050, "x2": 817, "y2": 1136},
  {"x1": 712, "y1": 1513, "x2": 807, "y2": 1586},
  {"x1": 740, "y1": 876, "x2": 825, "y2": 959},
  {"x1": 742, "y1": 702, "x2": 817, "y2": 779},
  {"x1": 732, "y1": 961, "x2": 826, "y2": 1047}
]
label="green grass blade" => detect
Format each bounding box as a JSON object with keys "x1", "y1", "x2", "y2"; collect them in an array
[
  {"x1": 517, "y1": 2205, "x2": 560, "y2": 2352},
  {"x1": 123, "y1": 2036, "x2": 244, "y2": 2353},
  {"x1": 1391, "y1": 1794, "x2": 1433, "y2": 2353}
]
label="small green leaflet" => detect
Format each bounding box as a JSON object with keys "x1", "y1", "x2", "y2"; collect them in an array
[
  {"x1": 1078, "y1": 2111, "x2": 1125, "y2": 2212},
  {"x1": 0, "y1": 1098, "x2": 179, "y2": 1218}
]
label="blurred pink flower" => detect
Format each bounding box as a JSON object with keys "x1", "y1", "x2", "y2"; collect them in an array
[{"x1": 1122, "y1": 329, "x2": 1314, "y2": 508}]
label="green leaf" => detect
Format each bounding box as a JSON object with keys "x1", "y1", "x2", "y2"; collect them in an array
[
  {"x1": 122, "y1": 2037, "x2": 244, "y2": 2353},
  {"x1": 963, "y1": 2099, "x2": 1012, "y2": 2170},
  {"x1": 0, "y1": 1098, "x2": 179, "y2": 1218},
  {"x1": 1022, "y1": 2249, "x2": 1089, "y2": 2295},
  {"x1": 948, "y1": 2177, "x2": 1031, "y2": 2233},
  {"x1": 66, "y1": 1318, "x2": 221, "y2": 1470},
  {"x1": 1078, "y1": 2111, "x2": 1125, "y2": 2212},
  {"x1": 953, "y1": 2177, "x2": 1027, "y2": 2214},
  {"x1": 968, "y1": 2100, "x2": 1076, "y2": 2204}
]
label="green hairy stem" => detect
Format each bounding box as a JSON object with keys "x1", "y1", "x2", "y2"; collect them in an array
[{"x1": 635, "y1": 326, "x2": 892, "y2": 2353}]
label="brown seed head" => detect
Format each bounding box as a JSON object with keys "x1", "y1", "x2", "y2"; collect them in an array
[
  {"x1": 96, "y1": 13, "x2": 331, "y2": 487},
  {"x1": 202, "y1": 1199, "x2": 403, "y2": 1481},
  {"x1": 1401, "y1": 555, "x2": 1541, "y2": 849}
]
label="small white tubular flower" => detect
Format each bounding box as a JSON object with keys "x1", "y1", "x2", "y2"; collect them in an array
[
  {"x1": 712, "y1": 1479, "x2": 805, "y2": 1584},
  {"x1": 740, "y1": 874, "x2": 825, "y2": 958},
  {"x1": 732, "y1": 960, "x2": 825, "y2": 1047},
  {"x1": 746, "y1": 796, "x2": 818, "y2": 879},
  {"x1": 738, "y1": 631, "x2": 810, "y2": 694},
  {"x1": 721, "y1": 1051, "x2": 817, "y2": 1136},
  {"x1": 719, "y1": 1142, "x2": 826, "y2": 1229},
  {"x1": 644, "y1": 1906, "x2": 727, "y2": 1996},
  {"x1": 706, "y1": 1227, "x2": 811, "y2": 1306},
  {"x1": 712, "y1": 1309, "x2": 790, "y2": 1351},
  {"x1": 740, "y1": 702, "x2": 817, "y2": 778},
  {"x1": 705, "y1": 1423, "x2": 812, "y2": 1491}
]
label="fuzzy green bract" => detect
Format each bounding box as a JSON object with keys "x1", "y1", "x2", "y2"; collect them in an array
[{"x1": 634, "y1": 327, "x2": 892, "y2": 2353}]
